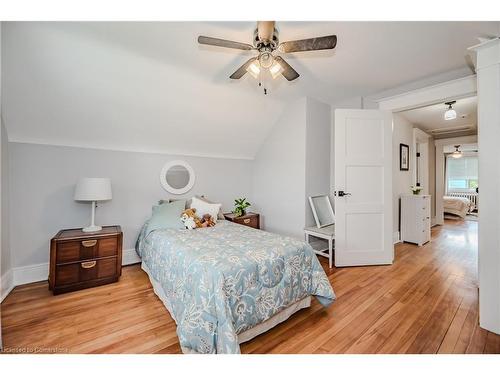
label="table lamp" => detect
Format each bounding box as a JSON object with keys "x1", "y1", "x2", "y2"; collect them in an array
[{"x1": 74, "y1": 177, "x2": 112, "y2": 232}]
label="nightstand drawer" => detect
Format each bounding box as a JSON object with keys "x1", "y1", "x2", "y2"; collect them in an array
[
  {"x1": 234, "y1": 216, "x2": 259, "y2": 229},
  {"x1": 97, "y1": 237, "x2": 118, "y2": 258},
  {"x1": 56, "y1": 237, "x2": 118, "y2": 264},
  {"x1": 224, "y1": 212, "x2": 260, "y2": 229},
  {"x1": 55, "y1": 257, "x2": 118, "y2": 287}
]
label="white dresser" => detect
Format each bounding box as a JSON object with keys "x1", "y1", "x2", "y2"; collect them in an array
[{"x1": 400, "y1": 195, "x2": 431, "y2": 246}]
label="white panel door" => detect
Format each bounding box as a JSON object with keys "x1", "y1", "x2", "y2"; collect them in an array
[{"x1": 334, "y1": 109, "x2": 393, "y2": 266}]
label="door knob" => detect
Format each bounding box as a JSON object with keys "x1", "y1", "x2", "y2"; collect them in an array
[{"x1": 336, "y1": 190, "x2": 351, "y2": 197}]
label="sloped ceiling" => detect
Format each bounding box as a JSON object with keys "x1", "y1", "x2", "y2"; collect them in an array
[{"x1": 2, "y1": 21, "x2": 499, "y2": 159}]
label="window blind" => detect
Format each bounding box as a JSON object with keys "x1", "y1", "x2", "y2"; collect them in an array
[{"x1": 446, "y1": 155, "x2": 478, "y2": 191}]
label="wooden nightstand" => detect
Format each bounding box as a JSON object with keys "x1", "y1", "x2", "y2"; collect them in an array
[
  {"x1": 49, "y1": 226, "x2": 123, "y2": 295},
  {"x1": 223, "y1": 212, "x2": 260, "y2": 229}
]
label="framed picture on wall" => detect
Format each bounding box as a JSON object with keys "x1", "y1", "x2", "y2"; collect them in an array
[{"x1": 400, "y1": 143, "x2": 409, "y2": 171}]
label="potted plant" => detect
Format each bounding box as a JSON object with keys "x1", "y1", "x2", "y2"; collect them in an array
[
  {"x1": 233, "y1": 198, "x2": 251, "y2": 217},
  {"x1": 411, "y1": 186, "x2": 423, "y2": 195}
]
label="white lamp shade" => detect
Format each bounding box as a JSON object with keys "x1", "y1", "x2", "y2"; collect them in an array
[
  {"x1": 74, "y1": 178, "x2": 112, "y2": 201},
  {"x1": 444, "y1": 108, "x2": 457, "y2": 120}
]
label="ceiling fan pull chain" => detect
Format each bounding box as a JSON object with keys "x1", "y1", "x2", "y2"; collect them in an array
[{"x1": 261, "y1": 69, "x2": 267, "y2": 95}]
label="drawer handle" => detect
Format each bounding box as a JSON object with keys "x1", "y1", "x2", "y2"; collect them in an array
[
  {"x1": 243, "y1": 219, "x2": 251, "y2": 224},
  {"x1": 81, "y1": 261, "x2": 96, "y2": 269},
  {"x1": 81, "y1": 240, "x2": 97, "y2": 247}
]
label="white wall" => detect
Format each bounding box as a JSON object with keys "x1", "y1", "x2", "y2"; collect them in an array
[
  {"x1": 8, "y1": 143, "x2": 253, "y2": 269},
  {"x1": 305, "y1": 98, "x2": 332, "y2": 227},
  {"x1": 252, "y1": 97, "x2": 331, "y2": 237},
  {"x1": 252, "y1": 98, "x2": 307, "y2": 238},
  {"x1": 473, "y1": 38, "x2": 500, "y2": 334},
  {"x1": 0, "y1": 21, "x2": 4, "y2": 348},
  {"x1": 1, "y1": 121, "x2": 10, "y2": 281},
  {"x1": 0, "y1": 21, "x2": 12, "y2": 308},
  {"x1": 392, "y1": 113, "x2": 415, "y2": 239}
]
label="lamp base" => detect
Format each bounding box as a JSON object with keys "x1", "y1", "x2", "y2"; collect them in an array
[{"x1": 82, "y1": 225, "x2": 102, "y2": 233}]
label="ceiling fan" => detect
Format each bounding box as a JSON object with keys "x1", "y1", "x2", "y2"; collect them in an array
[{"x1": 198, "y1": 21, "x2": 337, "y2": 93}]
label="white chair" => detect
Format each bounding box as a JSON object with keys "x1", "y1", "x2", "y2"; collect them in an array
[
  {"x1": 305, "y1": 195, "x2": 335, "y2": 268},
  {"x1": 304, "y1": 225, "x2": 335, "y2": 268}
]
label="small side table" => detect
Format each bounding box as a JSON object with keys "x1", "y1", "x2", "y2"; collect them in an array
[
  {"x1": 49, "y1": 226, "x2": 123, "y2": 295},
  {"x1": 223, "y1": 212, "x2": 260, "y2": 229},
  {"x1": 304, "y1": 224, "x2": 335, "y2": 268}
]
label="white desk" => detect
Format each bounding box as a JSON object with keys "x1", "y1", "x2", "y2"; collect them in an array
[{"x1": 304, "y1": 224, "x2": 335, "y2": 268}]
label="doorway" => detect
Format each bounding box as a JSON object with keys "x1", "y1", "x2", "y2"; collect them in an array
[{"x1": 396, "y1": 96, "x2": 478, "y2": 227}]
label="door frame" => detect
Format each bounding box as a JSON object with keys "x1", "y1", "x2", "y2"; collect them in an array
[
  {"x1": 375, "y1": 75, "x2": 477, "y2": 113},
  {"x1": 434, "y1": 135, "x2": 478, "y2": 225},
  {"x1": 375, "y1": 74, "x2": 478, "y2": 226},
  {"x1": 412, "y1": 128, "x2": 431, "y2": 195}
]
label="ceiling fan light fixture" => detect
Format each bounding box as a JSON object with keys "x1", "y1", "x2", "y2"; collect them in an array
[
  {"x1": 451, "y1": 145, "x2": 463, "y2": 159},
  {"x1": 258, "y1": 52, "x2": 274, "y2": 69},
  {"x1": 246, "y1": 60, "x2": 261, "y2": 79},
  {"x1": 444, "y1": 101, "x2": 457, "y2": 121},
  {"x1": 269, "y1": 60, "x2": 284, "y2": 79}
]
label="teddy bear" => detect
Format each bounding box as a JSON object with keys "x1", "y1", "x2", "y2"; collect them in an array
[
  {"x1": 180, "y1": 208, "x2": 203, "y2": 230},
  {"x1": 200, "y1": 214, "x2": 216, "y2": 228}
]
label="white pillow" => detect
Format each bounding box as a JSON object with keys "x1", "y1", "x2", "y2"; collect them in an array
[{"x1": 190, "y1": 196, "x2": 222, "y2": 223}]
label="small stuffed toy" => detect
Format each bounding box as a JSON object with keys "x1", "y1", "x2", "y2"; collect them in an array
[
  {"x1": 201, "y1": 214, "x2": 216, "y2": 228},
  {"x1": 180, "y1": 208, "x2": 202, "y2": 230}
]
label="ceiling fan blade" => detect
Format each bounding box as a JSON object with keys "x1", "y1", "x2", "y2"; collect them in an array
[
  {"x1": 278, "y1": 35, "x2": 337, "y2": 53},
  {"x1": 198, "y1": 36, "x2": 254, "y2": 51},
  {"x1": 275, "y1": 56, "x2": 300, "y2": 81},
  {"x1": 229, "y1": 58, "x2": 257, "y2": 79}
]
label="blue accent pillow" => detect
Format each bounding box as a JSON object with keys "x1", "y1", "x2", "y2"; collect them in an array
[{"x1": 147, "y1": 199, "x2": 186, "y2": 234}]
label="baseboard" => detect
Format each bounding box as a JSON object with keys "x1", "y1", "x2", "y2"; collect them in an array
[
  {"x1": 122, "y1": 248, "x2": 141, "y2": 265},
  {"x1": 393, "y1": 231, "x2": 402, "y2": 244},
  {"x1": 0, "y1": 248, "x2": 141, "y2": 301},
  {"x1": 1, "y1": 269, "x2": 14, "y2": 303},
  {"x1": 13, "y1": 262, "x2": 50, "y2": 286}
]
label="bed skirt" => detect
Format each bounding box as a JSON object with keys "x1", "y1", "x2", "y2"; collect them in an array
[{"x1": 141, "y1": 261, "x2": 311, "y2": 353}]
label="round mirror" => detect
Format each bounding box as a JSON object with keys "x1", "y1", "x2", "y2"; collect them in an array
[{"x1": 160, "y1": 160, "x2": 195, "y2": 195}]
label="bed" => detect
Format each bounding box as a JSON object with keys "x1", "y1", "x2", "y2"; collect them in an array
[
  {"x1": 135, "y1": 220, "x2": 335, "y2": 354},
  {"x1": 443, "y1": 195, "x2": 471, "y2": 218}
]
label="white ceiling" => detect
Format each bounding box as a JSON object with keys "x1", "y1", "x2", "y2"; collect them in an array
[
  {"x1": 399, "y1": 96, "x2": 477, "y2": 134},
  {"x1": 2, "y1": 21, "x2": 499, "y2": 158}
]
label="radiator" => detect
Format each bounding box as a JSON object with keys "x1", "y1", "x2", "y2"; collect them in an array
[{"x1": 447, "y1": 192, "x2": 478, "y2": 211}]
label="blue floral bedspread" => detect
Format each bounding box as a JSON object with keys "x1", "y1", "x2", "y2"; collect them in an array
[{"x1": 136, "y1": 221, "x2": 335, "y2": 354}]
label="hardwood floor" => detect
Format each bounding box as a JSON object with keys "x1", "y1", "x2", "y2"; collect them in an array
[{"x1": 1, "y1": 219, "x2": 499, "y2": 354}]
